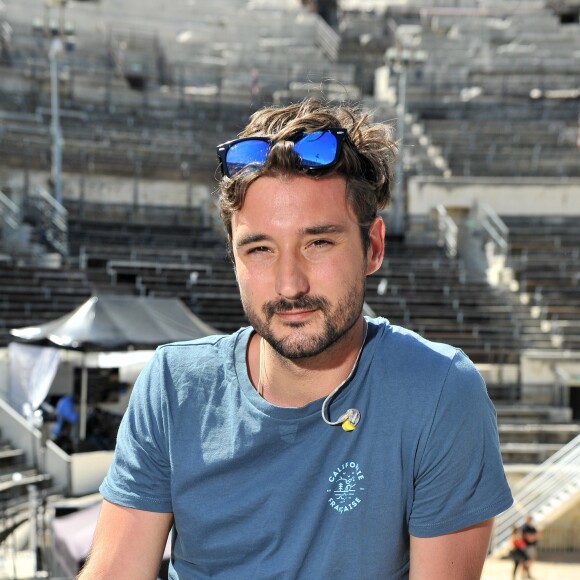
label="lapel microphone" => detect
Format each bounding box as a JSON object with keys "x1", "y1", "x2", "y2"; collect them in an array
[{"x1": 320, "y1": 321, "x2": 367, "y2": 431}]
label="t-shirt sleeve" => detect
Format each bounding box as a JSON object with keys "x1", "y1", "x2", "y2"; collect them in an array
[
  {"x1": 408, "y1": 350, "x2": 513, "y2": 537},
  {"x1": 100, "y1": 351, "x2": 173, "y2": 513}
]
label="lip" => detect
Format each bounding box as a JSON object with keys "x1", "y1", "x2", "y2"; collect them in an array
[{"x1": 275, "y1": 309, "x2": 318, "y2": 322}]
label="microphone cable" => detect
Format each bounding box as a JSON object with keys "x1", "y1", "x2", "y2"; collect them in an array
[{"x1": 320, "y1": 319, "x2": 368, "y2": 431}]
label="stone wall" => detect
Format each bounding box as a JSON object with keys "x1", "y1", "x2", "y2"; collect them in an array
[{"x1": 408, "y1": 176, "x2": 580, "y2": 217}]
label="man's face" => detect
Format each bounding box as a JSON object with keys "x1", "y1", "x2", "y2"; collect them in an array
[{"x1": 231, "y1": 174, "x2": 383, "y2": 359}]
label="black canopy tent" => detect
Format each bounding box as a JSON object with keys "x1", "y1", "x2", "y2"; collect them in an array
[{"x1": 10, "y1": 294, "x2": 219, "y2": 438}]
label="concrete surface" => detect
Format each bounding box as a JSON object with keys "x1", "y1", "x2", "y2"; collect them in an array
[{"x1": 483, "y1": 554, "x2": 580, "y2": 580}]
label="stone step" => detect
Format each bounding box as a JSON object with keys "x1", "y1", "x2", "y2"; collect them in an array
[
  {"x1": 0, "y1": 448, "x2": 25, "y2": 464},
  {"x1": 498, "y1": 423, "x2": 580, "y2": 444},
  {"x1": 501, "y1": 442, "x2": 564, "y2": 464},
  {"x1": 496, "y1": 404, "x2": 573, "y2": 423}
]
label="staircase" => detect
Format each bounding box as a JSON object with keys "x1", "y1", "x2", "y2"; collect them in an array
[
  {"x1": 0, "y1": 430, "x2": 52, "y2": 563},
  {"x1": 491, "y1": 433, "x2": 580, "y2": 553},
  {"x1": 0, "y1": 186, "x2": 68, "y2": 266}
]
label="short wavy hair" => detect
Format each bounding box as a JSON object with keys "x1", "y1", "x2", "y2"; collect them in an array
[{"x1": 217, "y1": 97, "x2": 397, "y2": 246}]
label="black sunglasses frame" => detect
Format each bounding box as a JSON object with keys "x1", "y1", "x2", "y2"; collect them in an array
[{"x1": 216, "y1": 128, "x2": 349, "y2": 178}]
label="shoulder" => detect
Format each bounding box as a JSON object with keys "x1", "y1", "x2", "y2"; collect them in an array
[
  {"x1": 368, "y1": 317, "x2": 459, "y2": 362},
  {"x1": 367, "y1": 317, "x2": 478, "y2": 386},
  {"x1": 132, "y1": 328, "x2": 250, "y2": 402},
  {"x1": 366, "y1": 318, "x2": 489, "y2": 421},
  {"x1": 157, "y1": 330, "x2": 235, "y2": 358},
  {"x1": 151, "y1": 328, "x2": 247, "y2": 372}
]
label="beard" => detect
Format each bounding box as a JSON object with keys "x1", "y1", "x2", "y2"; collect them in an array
[{"x1": 241, "y1": 279, "x2": 366, "y2": 360}]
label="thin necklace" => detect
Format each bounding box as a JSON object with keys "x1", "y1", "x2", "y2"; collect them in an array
[
  {"x1": 256, "y1": 320, "x2": 368, "y2": 401},
  {"x1": 257, "y1": 336, "x2": 268, "y2": 397}
]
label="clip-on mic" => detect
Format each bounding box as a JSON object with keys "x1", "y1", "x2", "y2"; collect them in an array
[{"x1": 320, "y1": 321, "x2": 367, "y2": 431}]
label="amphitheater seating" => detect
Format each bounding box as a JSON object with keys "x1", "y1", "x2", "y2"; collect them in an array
[
  {"x1": 2, "y1": 1, "x2": 356, "y2": 133},
  {"x1": 0, "y1": 264, "x2": 93, "y2": 344},
  {"x1": 497, "y1": 404, "x2": 580, "y2": 464},
  {"x1": 387, "y1": 0, "x2": 580, "y2": 179},
  {"x1": 66, "y1": 201, "x2": 242, "y2": 332},
  {"x1": 1, "y1": 0, "x2": 355, "y2": 183},
  {"x1": 4, "y1": 0, "x2": 577, "y2": 186},
  {"x1": 504, "y1": 215, "x2": 580, "y2": 351},
  {"x1": 0, "y1": 431, "x2": 52, "y2": 527},
  {"x1": 0, "y1": 104, "x2": 231, "y2": 179},
  {"x1": 364, "y1": 229, "x2": 561, "y2": 366},
  {"x1": 1, "y1": 201, "x2": 552, "y2": 370}
]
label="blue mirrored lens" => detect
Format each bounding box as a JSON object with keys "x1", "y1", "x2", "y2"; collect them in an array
[
  {"x1": 293, "y1": 130, "x2": 338, "y2": 167},
  {"x1": 226, "y1": 140, "x2": 270, "y2": 176}
]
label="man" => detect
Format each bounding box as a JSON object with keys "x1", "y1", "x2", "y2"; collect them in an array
[
  {"x1": 51, "y1": 393, "x2": 78, "y2": 454},
  {"x1": 521, "y1": 515, "x2": 540, "y2": 578},
  {"x1": 79, "y1": 98, "x2": 513, "y2": 579}
]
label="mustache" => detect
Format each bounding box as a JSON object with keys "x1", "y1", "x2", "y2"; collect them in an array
[{"x1": 263, "y1": 295, "x2": 330, "y2": 319}]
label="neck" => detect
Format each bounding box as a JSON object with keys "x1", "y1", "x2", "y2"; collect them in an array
[{"x1": 250, "y1": 317, "x2": 367, "y2": 408}]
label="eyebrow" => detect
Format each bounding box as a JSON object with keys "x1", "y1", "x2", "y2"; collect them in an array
[
  {"x1": 235, "y1": 233, "x2": 271, "y2": 249},
  {"x1": 301, "y1": 224, "x2": 346, "y2": 236}
]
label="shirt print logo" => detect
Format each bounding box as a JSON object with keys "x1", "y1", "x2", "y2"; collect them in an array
[{"x1": 326, "y1": 461, "x2": 365, "y2": 514}]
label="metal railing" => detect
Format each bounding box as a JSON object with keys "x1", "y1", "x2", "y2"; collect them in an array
[
  {"x1": 476, "y1": 202, "x2": 509, "y2": 261},
  {"x1": 432, "y1": 204, "x2": 458, "y2": 257},
  {"x1": 24, "y1": 186, "x2": 68, "y2": 257},
  {"x1": 552, "y1": 365, "x2": 574, "y2": 408},
  {"x1": 0, "y1": 189, "x2": 20, "y2": 236},
  {"x1": 0, "y1": 399, "x2": 71, "y2": 496},
  {"x1": 315, "y1": 17, "x2": 340, "y2": 62},
  {"x1": 491, "y1": 433, "x2": 580, "y2": 553}
]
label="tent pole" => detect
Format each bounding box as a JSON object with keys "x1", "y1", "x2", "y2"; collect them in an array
[{"x1": 80, "y1": 361, "x2": 88, "y2": 440}]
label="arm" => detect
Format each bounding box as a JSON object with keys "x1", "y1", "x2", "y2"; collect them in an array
[
  {"x1": 77, "y1": 500, "x2": 173, "y2": 580},
  {"x1": 409, "y1": 518, "x2": 493, "y2": 580}
]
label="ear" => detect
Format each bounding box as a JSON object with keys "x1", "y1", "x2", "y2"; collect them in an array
[{"x1": 365, "y1": 216, "x2": 385, "y2": 276}]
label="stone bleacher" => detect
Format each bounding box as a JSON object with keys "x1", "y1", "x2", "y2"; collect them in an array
[
  {"x1": 383, "y1": 0, "x2": 580, "y2": 179},
  {"x1": 0, "y1": 265, "x2": 93, "y2": 346},
  {"x1": 496, "y1": 404, "x2": 580, "y2": 466},
  {"x1": 66, "y1": 201, "x2": 246, "y2": 332},
  {"x1": 366, "y1": 235, "x2": 554, "y2": 368},
  {"x1": 0, "y1": 0, "x2": 357, "y2": 183},
  {"x1": 504, "y1": 215, "x2": 580, "y2": 351},
  {"x1": 0, "y1": 200, "x2": 240, "y2": 345}
]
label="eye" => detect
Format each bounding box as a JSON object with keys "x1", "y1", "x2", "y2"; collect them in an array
[
  {"x1": 309, "y1": 239, "x2": 333, "y2": 248},
  {"x1": 247, "y1": 245, "x2": 271, "y2": 255}
]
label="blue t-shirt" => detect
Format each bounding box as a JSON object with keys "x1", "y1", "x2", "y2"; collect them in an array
[
  {"x1": 52, "y1": 394, "x2": 78, "y2": 436},
  {"x1": 101, "y1": 318, "x2": 513, "y2": 578}
]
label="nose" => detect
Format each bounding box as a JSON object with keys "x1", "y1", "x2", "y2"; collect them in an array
[{"x1": 275, "y1": 250, "x2": 309, "y2": 300}]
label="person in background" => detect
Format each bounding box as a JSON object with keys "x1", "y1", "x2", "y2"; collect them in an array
[
  {"x1": 510, "y1": 525, "x2": 530, "y2": 579},
  {"x1": 521, "y1": 515, "x2": 540, "y2": 578},
  {"x1": 51, "y1": 393, "x2": 78, "y2": 454},
  {"x1": 79, "y1": 97, "x2": 513, "y2": 579}
]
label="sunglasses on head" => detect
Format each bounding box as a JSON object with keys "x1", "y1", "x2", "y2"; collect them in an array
[{"x1": 216, "y1": 128, "x2": 348, "y2": 178}]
